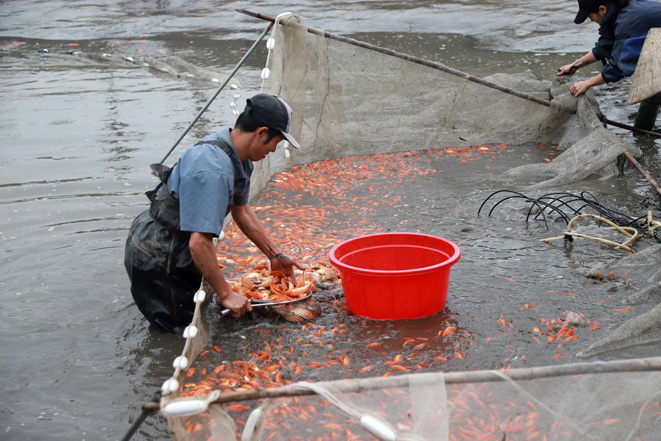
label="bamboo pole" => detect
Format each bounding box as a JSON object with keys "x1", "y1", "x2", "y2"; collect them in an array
[{"x1": 143, "y1": 357, "x2": 661, "y2": 412}]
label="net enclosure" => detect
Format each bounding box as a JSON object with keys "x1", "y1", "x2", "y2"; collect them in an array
[
  {"x1": 152, "y1": 12, "x2": 661, "y2": 441},
  {"x1": 248, "y1": 12, "x2": 641, "y2": 198}
]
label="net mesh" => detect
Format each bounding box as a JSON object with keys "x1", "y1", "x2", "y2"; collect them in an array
[
  {"x1": 158, "y1": 13, "x2": 661, "y2": 441},
  {"x1": 244, "y1": 370, "x2": 661, "y2": 441},
  {"x1": 164, "y1": 363, "x2": 661, "y2": 441},
  {"x1": 250, "y1": 13, "x2": 641, "y2": 199}
]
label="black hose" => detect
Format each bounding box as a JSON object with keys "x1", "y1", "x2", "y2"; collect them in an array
[{"x1": 479, "y1": 190, "x2": 661, "y2": 242}]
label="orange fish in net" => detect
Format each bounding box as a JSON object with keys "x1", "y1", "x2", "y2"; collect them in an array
[{"x1": 224, "y1": 266, "x2": 327, "y2": 322}]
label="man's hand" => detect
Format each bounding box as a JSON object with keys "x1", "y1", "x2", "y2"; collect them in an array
[
  {"x1": 189, "y1": 231, "x2": 252, "y2": 318},
  {"x1": 218, "y1": 290, "x2": 252, "y2": 318},
  {"x1": 270, "y1": 254, "x2": 305, "y2": 283},
  {"x1": 557, "y1": 64, "x2": 578, "y2": 76},
  {"x1": 557, "y1": 52, "x2": 597, "y2": 78},
  {"x1": 569, "y1": 74, "x2": 605, "y2": 97},
  {"x1": 570, "y1": 80, "x2": 591, "y2": 96}
]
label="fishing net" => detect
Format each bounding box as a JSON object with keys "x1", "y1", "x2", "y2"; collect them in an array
[
  {"x1": 161, "y1": 360, "x2": 661, "y2": 441},
  {"x1": 249, "y1": 13, "x2": 641, "y2": 198},
  {"x1": 153, "y1": 13, "x2": 661, "y2": 441},
  {"x1": 140, "y1": 56, "x2": 241, "y2": 86}
]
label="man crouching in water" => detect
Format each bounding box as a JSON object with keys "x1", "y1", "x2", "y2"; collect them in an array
[{"x1": 124, "y1": 94, "x2": 304, "y2": 333}]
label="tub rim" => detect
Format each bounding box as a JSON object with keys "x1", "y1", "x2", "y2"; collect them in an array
[{"x1": 328, "y1": 232, "x2": 461, "y2": 276}]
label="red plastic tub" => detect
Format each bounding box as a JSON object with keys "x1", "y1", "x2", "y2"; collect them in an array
[{"x1": 328, "y1": 233, "x2": 461, "y2": 320}]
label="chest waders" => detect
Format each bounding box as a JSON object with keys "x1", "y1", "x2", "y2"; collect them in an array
[{"x1": 124, "y1": 140, "x2": 241, "y2": 333}]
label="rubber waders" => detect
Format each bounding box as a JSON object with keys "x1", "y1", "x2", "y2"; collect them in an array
[{"x1": 634, "y1": 100, "x2": 660, "y2": 131}]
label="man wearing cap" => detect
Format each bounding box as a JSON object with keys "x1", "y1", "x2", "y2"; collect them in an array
[
  {"x1": 557, "y1": 0, "x2": 661, "y2": 129},
  {"x1": 124, "y1": 93, "x2": 304, "y2": 333}
]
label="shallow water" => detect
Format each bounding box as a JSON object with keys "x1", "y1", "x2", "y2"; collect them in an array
[{"x1": 1, "y1": 1, "x2": 660, "y2": 440}]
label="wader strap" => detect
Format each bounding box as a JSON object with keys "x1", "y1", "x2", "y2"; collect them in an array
[
  {"x1": 143, "y1": 138, "x2": 246, "y2": 230},
  {"x1": 145, "y1": 163, "x2": 174, "y2": 202},
  {"x1": 194, "y1": 140, "x2": 242, "y2": 172},
  {"x1": 144, "y1": 163, "x2": 180, "y2": 231}
]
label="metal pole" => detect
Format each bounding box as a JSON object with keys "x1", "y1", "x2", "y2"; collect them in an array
[{"x1": 158, "y1": 22, "x2": 274, "y2": 165}]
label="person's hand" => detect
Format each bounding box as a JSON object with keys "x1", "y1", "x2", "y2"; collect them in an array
[
  {"x1": 219, "y1": 290, "x2": 252, "y2": 318},
  {"x1": 270, "y1": 254, "x2": 305, "y2": 283},
  {"x1": 557, "y1": 64, "x2": 578, "y2": 76},
  {"x1": 570, "y1": 80, "x2": 591, "y2": 97}
]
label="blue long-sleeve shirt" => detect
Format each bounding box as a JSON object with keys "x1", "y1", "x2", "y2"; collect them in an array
[
  {"x1": 591, "y1": 4, "x2": 617, "y2": 62},
  {"x1": 599, "y1": 0, "x2": 661, "y2": 83}
]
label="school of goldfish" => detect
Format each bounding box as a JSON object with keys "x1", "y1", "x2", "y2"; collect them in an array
[{"x1": 177, "y1": 145, "x2": 658, "y2": 441}]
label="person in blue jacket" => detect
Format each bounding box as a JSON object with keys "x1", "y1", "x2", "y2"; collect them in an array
[
  {"x1": 124, "y1": 94, "x2": 304, "y2": 333},
  {"x1": 557, "y1": 0, "x2": 661, "y2": 129}
]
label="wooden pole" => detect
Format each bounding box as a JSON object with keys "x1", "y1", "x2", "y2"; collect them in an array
[
  {"x1": 603, "y1": 118, "x2": 661, "y2": 138},
  {"x1": 623, "y1": 151, "x2": 661, "y2": 198}
]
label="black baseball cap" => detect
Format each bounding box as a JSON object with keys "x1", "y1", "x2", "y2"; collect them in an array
[
  {"x1": 574, "y1": 0, "x2": 609, "y2": 24},
  {"x1": 245, "y1": 94, "x2": 300, "y2": 149}
]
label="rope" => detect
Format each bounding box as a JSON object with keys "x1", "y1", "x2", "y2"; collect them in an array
[
  {"x1": 160, "y1": 275, "x2": 210, "y2": 397},
  {"x1": 260, "y1": 13, "x2": 294, "y2": 93},
  {"x1": 542, "y1": 213, "x2": 641, "y2": 253}
]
